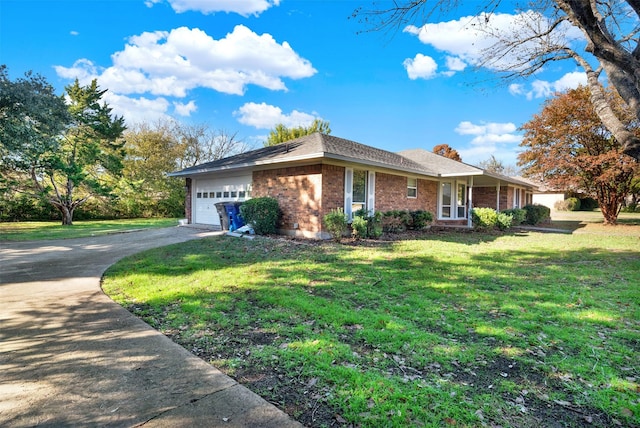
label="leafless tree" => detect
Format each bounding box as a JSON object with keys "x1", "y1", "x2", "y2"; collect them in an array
[{"x1": 173, "y1": 123, "x2": 251, "y2": 169}]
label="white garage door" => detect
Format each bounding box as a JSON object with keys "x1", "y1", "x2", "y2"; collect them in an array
[{"x1": 193, "y1": 175, "x2": 252, "y2": 227}]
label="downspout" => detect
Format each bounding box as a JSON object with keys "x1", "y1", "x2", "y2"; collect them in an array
[
  {"x1": 467, "y1": 176, "x2": 473, "y2": 228},
  {"x1": 496, "y1": 182, "x2": 501, "y2": 211}
]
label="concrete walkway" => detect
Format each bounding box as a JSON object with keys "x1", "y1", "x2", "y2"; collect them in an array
[{"x1": 0, "y1": 226, "x2": 303, "y2": 427}]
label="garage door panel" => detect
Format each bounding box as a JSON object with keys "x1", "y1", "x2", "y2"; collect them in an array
[{"x1": 193, "y1": 175, "x2": 251, "y2": 226}]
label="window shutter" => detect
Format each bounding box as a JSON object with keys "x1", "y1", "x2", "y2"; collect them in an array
[
  {"x1": 367, "y1": 171, "x2": 376, "y2": 215},
  {"x1": 344, "y1": 168, "x2": 353, "y2": 221}
]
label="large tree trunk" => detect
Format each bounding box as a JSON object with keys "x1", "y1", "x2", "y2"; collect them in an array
[
  {"x1": 58, "y1": 205, "x2": 74, "y2": 226},
  {"x1": 600, "y1": 201, "x2": 619, "y2": 225},
  {"x1": 582, "y1": 67, "x2": 640, "y2": 161},
  {"x1": 597, "y1": 185, "x2": 622, "y2": 226}
]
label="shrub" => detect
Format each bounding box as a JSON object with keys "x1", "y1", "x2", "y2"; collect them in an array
[
  {"x1": 471, "y1": 207, "x2": 498, "y2": 229},
  {"x1": 579, "y1": 197, "x2": 599, "y2": 211},
  {"x1": 382, "y1": 210, "x2": 411, "y2": 232},
  {"x1": 410, "y1": 210, "x2": 433, "y2": 230},
  {"x1": 554, "y1": 199, "x2": 567, "y2": 211},
  {"x1": 555, "y1": 197, "x2": 580, "y2": 211},
  {"x1": 621, "y1": 203, "x2": 640, "y2": 213},
  {"x1": 496, "y1": 212, "x2": 513, "y2": 230},
  {"x1": 354, "y1": 209, "x2": 383, "y2": 239},
  {"x1": 501, "y1": 208, "x2": 526, "y2": 225},
  {"x1": 523, "y1": 204, "x2": 550, "y2": 225},
  {"x1": 323, "y1": 208, "x2": 348, "y2": 241},
  {"x1": 351, "y1": 215, "x2": 368, "y2": 239},
  {"x1": 239, "y1": 197, "x2": 280, "y2": 235}
]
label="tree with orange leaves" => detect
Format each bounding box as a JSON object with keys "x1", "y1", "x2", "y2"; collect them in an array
[
  {"x1": 432, "y1": 144, "x2": 462, "y2": 162},
  {"x1": 518, "y1": 86, "x2": 638, "y2": 225}
]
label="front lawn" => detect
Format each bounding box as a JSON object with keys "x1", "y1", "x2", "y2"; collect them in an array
[
  {"x1": 0, "y1": 218, "x2": 179, "y2": 241},
  {"x1": 102, "y1": 231, "x2": 639, "y2": 427}
]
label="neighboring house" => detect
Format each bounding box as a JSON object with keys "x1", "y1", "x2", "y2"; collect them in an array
[
  {"x1": 169, "y1": 133, "x2": 537, "y2": 239},
  {"x1": 516, "y1": 177, "x2": 580, "y2": 211}
]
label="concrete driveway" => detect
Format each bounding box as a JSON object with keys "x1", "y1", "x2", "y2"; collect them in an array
[{"x1": 0, "y1": 226, "x2": 302, "y2": 427}]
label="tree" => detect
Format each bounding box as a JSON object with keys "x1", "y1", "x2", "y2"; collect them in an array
[
  {"x1": 518, "y1": 86, "x2": 638, "y2": 225},
  {"x1": 355, "y1": 1, "x2": 640, "y2": 162},
  {"x1": 1, "y1": 73, "x2": 126, "y2": 225},
  {"x1": 117, "y1": 120, "x2": 249, "y2": 217},
  {"x1": 478, "y1": 155, "x2": 519, "y2": 176},
  {"x1": 265, "y1": 119, "x2": 331, "y2": 146},
  {"x1": 119, "y1": 121, "x2": 186, "y2": 217},
  {"x1": 432, "y1": 143, "x2": 462, "y2": 161},
  {"x1": 0, "y1": 66, "x2": 70, "y2": 197},
  {"x1": 175, "y1": 122, "x2": 249, "y2": 169}
]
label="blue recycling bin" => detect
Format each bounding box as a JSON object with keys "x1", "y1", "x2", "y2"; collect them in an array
[{"x1": 225, "y1": 203, "x2": 244, "y2": 231}]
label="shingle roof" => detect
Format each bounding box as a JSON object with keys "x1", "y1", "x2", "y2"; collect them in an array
[
  {"x1": 169, "y1": 133, "x2": 436, "y2": 177},
  {"x1": 169, "y1": 133, "x2": 536, "y2": 190},
  {"x1": 397, "y1": 148, "x2": 482, "y2": 176}
]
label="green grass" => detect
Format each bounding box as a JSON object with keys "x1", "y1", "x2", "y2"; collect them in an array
[
  {"x1": 102, "y1": 230, "x2": 640, "y2": 427},
  {"x1": 0, "y1": 218, "x2": 179, "y2": 241}
]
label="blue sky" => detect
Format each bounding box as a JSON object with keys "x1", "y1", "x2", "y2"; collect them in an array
[{"x1": 1, "y1": 0, "x2": 588, "y2": 167}]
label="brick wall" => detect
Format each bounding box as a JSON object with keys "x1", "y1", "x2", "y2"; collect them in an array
[
  {"x1": 374, "y1": 173, "x2": 438, "y2": 213},
  {"x1": 320, "y1": 164, "x2": 345, "y2": 221},
  {"x1": 473, "y1": 186, "x2": 511, "y2": 210},
  {"x1": 251, "y1": 165, "x2": 442, "y2": 237},
  {"x1": 252, "y1": 165, "x2": 323, "y2": 233}
]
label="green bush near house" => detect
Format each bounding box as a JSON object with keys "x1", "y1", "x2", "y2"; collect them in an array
[
  {"x1": 382, "y1": 210, "x2": 411, "y2": 232},
  {"x1": 351, "y1": 215, "x2": 368, "y2": 239},
  {"x1": 496, "y1": 212, "x2": 513, "y2": 230},
  {"x1": 523, "y1": 204, "x2": 551, "y2": 225},
  {"x1": 239, "y1": 197, "x2": 281, "y2": 235},
  {"x1": 382, "y1": 209, "x2": 433, "y2": 232},
  {"x1": 501, "y1": 208, "x2": 526, "y2": 225},
  {"x1": 410, "y1": 210, "x2": 433, "y2": 230},
  {"x1": 471, "y1": 207, "x2": 498, "y2": 229},
  {"x1": 353, "y1": 209, "x2": 382, "y2": 239},
  {"x1": 323, "y1": 208, "x2": 348, "y2": 241}
]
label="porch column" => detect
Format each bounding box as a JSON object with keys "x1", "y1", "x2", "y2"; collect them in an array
[
  {"x1": 496, "y1": 183, "x2": 501, "y2": 211},
  {"x1": 467, "y1": 176, "x2": 473, "y2": 228}
]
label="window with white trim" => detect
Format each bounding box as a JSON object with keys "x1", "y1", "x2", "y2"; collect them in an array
[
  {"x1": 352, "y1": 169, "x2": 367, "y2": 214},
  {"x1": 441, "y1": 182, "x2": 452, "y2": 218},
  {"x1": 407, "y1": 177, "x2": 417, "y2": 198},
  {"x1": 457, "y1": 183, "x2": 467, "y2": 218},
  {"x1": 439, "y1": 180, "x2": 468, "y2": 219},
  {"x1": 344, "y1": 168, "x2": 375, "y2": 221}
]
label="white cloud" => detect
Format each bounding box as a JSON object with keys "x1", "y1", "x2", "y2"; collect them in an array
[
  {"x1": 55, "y1": 25, "x2": 316, "y2": 97},
  {"x1": 455, "y1": 121, "x2": 521, "y2": 165},
  {"x1": 445, "y1": 56, "x2": 466, "y2": 72},
  {"x1": 455, "y1": 121, "x2": 516, "y2": 137},
  {"x1": 70, "y1": 30, "x2": 79, "y2": 36},
  {"x1": 54, "y1": 59, "x2": 98, "y2": 82},
  {"x1": 404, "y1": 11, "x2": 582, "y2": 75},
  {"x1": 234, "y1": 102, "x2": 319, "y2": 129},
  {"x1": 155, "y1": 0, "x2": 280, "y2": 16},
  {"x1": 173, "y1": 100, "x2": 197, "y2": 116},
  {"x1": 508, "y1": 83, "x2": 525, "y2": 96},
  {"x1": 510, "y1": 71, "x2": 587, "y2": 100},
  {"x1": 403, "y1": 54, "x2": 438, "y2": 80},
  {"x1": 53, "y1": 25, "x2": 316, "y2": 125},
  {"x1": 103, "y1": 93, "x2": 172, "y2": 126}
]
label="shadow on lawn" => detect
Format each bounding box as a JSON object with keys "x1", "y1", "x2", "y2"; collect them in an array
[{"x1": 104, "y1": 235, "x2": 640, "y2": 428}]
